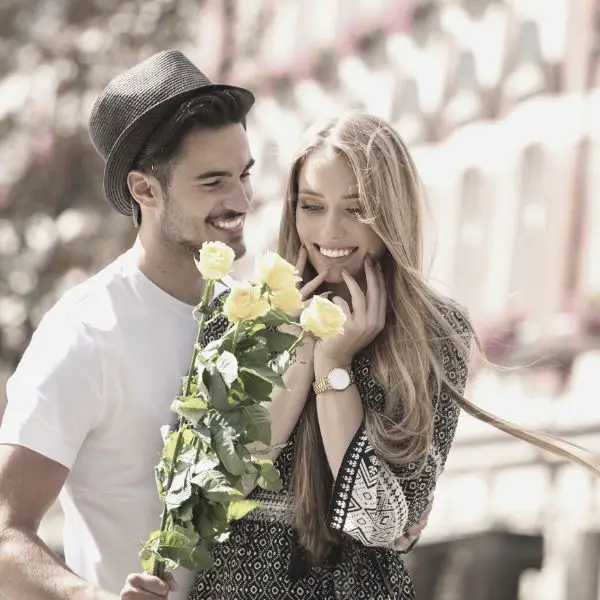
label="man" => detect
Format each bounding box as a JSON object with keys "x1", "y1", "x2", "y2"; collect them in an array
[
  {"x1": 0, "y1": 50, "x2": 428, "y2": 600},
  {"x1": 0, "y1": 50, "x2": 255, "y2": 600}
]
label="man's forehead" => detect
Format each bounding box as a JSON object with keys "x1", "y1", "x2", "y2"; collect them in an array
[{"x1": 179, "y1": 124, "x2": 251, "y2": 164}]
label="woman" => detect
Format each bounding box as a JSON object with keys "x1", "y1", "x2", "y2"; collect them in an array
[{"x1": 121, "y1": 112, "x2": 598, "y2": 600}]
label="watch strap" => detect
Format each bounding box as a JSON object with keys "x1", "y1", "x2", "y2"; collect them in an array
[{"x1": 312, "y1": 367, "x2": 354, "y2": 394}]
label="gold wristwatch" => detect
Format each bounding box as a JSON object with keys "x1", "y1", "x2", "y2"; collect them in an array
[{"x1": 313, "y1": 367, "x2": 354, "y2": 394}]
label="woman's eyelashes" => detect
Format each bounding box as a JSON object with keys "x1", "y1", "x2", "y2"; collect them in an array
[
  {"x1": 298, "y1": 202, "x2": 364, "y2": 218},
  {"x1": 299, "y1": 202, "x2": 323, "y2": 212}
]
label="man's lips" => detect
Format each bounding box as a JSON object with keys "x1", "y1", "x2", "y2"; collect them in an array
[{"x1": 207, "y1": 214, "x2": 246, "y2": 232}]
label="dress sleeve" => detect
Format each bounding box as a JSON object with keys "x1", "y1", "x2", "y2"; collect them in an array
[{"x1": 327, "y1": 304, "x2": 472, "y2": 548}]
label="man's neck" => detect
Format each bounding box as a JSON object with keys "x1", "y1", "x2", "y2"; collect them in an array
[{"x1": 131, "y1": 237, "x2": 206, "y2": 307}]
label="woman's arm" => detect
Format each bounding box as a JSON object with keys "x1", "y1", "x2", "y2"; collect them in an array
[
  {"x1": 324, "y1": 305, "x2": 472, "y2": 549},
  {"x1": 313, "y1": 357, "x2": 364, "y2": 477},
  {"x1": 247, "y1": 333, "x2": 315, "y2": 462}
]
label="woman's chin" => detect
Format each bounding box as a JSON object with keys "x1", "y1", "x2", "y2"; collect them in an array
[{"x1": 322, "y1": 264, "x2": 351, "y2": 284}]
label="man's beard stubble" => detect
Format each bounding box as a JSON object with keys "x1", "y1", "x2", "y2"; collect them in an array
[{"x1": 159, "y1": 191, "x2": 246, "y2": 260}]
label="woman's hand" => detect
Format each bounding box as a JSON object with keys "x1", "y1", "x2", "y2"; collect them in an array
[
  {"x1": 120, "y1": 572, "x2": 179, "y2": 599},
  {"x1": 315, "y1": 256, "x2": 386, "y2": 366}
]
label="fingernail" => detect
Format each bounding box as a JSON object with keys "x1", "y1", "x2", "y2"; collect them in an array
[{"x1": 365, "y1": 253, "x2": 372, "y2": 265}]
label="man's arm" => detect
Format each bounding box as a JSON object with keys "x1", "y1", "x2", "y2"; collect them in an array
[{"x1": 0, "y1": 444, "x2": 117, "y2": 600}]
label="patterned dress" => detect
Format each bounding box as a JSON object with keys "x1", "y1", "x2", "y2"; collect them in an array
[{"x1": 189, "y1": 300, "x2": 471, "y2": 600}]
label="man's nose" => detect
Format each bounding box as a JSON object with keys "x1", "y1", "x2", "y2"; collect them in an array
[{"x1": 223, "y1": 180, "x2": 253, "y2": 213}]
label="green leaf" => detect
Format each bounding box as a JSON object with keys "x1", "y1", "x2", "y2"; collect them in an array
[
  {"x1": 207, "y1": 369, "x2": 232, "y2": 411},
  {"x1": 177, "y1": 496, "x2": 199, "y2": 523},
  {"x1": 141, "y1": 527, "x2": 203, "y2": 573},
  {"x1": 257, "y1": 475, "x2": 282, "y2": 491},
  {"x1": 260, "y1": 310, "x2": 292, "y2": 328},
  {"x1": 239, "y1": 369, "x2": 272, "y2": 403},
  {"x1": 191, "y1": 469, "x2": 244, "y2": 502},
  {"x1": 185, "y1": 545, "x2": 214, "y2": 571},
  {"x1": 194, "y1": 502, "x2": 229, "y2": 538},
  {"x1": 258, "y1": 459, "x2": 280, "y2": 479},
  {"x1": 201, "y1": 338, "x2": 223, "y2": 357},
  {"x1": 192, "y1": 454, "x2": 219, "y2": 475},
  {"x1": 239, "y1": 340, "x2": 270, "y2": 365},
  {"x1": 227, "y1": 498, "x2": 259, "y2": 521},
  {"x1": 216, "y1": 351, "x2": 239, "y2": 387},
  {"x1": 208, "y1": 412, "x2": 244, "y2": 476},
  {"x1": 241, "y1": 471, "x2": 259, "y2": 490},
  {"x1": 256, "y1": 459, "x2": 283, "y2": 492},
  {"x1": 270, "y1": 350, "x2": 293, "y2": 376},
  {"x1": 194, "y1": 423, "x2": 212, "y2": 448},
  {"x1": 163, "y1": 428, "x2": 196, "y2": 463},
  {"x1": 240, "y1": 364, "x2": 285, "y2": 389},
  {"x1": 242, "y1": 404, "x2": 272, "y2": 445},
  {"x1": 171, "y1": 395, "x2": 209, "y2": 425},
  {"x1": 264, "y1": 330, "x2": 298, "y2": 355},
  {"x1": 165, "y1": 473, "x2": 192, "y2": 510}
]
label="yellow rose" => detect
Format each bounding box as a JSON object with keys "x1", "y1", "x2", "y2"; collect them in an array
[
  {"x1": 270, "y1": 286, "x2": 304, "y2": 317},
  {"x1": 300, "y1": 297, "x2": 346, "y2": 339},
  {"x1": 254, "y1": 251, "x2": 301, "y2": 291},
  {"x1": 195, "y1": 241, "x2": 235, "y2": 280},
  {"x1": 223, "y1": 282, "x2": 271, "y2": 324}
]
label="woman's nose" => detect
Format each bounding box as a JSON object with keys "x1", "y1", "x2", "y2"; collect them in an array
[{"x1": 322, "y1": 211, "x2": 347, "y2": 240}]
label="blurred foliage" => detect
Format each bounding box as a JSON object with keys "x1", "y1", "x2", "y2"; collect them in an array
[{"x1": 0, "y1": 0, "x2": 246, "y2": 372}]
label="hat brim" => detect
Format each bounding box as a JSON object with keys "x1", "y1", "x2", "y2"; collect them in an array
[{"x1": 103, "y1": 83, "x2": 255, "y2": 216}]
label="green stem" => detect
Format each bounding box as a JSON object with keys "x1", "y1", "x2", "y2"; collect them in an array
[
  {"x1": 153, "y1": 280, "x2": 214, "y2": 578},
  {"x1": 230, "y1": 322, "x2": 242, "y2": 354},
  {"x1": 287, "y1": 330, "x2": 307, "y2": 356}
]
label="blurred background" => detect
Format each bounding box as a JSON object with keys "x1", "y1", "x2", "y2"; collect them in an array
[{"x1": 1, "y1": 0, "x2": 600, "y2": 599}]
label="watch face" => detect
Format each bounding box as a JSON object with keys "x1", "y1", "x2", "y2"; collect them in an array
[{"x1": 329, "y1": 368, "x2": 351, "y2": 390}]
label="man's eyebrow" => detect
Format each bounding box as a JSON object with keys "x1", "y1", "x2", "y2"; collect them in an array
[{"x1": 194, "y1": 158, "x2": 255, "y2": 180}]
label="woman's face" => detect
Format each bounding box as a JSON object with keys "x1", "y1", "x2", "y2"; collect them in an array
[{"x1": 295, "y1": 148, "x2": 386, "y2": 285}]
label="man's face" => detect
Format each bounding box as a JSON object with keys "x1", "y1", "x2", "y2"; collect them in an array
[{"x1": 158, "y1": 123, "x2": 254, "y2": 259}]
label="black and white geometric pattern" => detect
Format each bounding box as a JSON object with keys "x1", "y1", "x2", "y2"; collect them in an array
[
  {"x1": 188, "y1": 297, "x2": 471, "y2": 600},
  {"x1": 327, "y1": 304, "x2": 470, "y2": 550}
]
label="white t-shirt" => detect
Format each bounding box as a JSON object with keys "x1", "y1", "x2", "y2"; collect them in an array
[{"x1": 0, "y1": 249, "x2": 224, "y2": 598}]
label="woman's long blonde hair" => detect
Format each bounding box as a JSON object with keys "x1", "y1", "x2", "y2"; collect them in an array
[{"x1": 277, "y1": 112, "x2": 599, "y2": 564}]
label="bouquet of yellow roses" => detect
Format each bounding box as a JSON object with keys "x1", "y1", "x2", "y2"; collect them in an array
[{"x1": 140, "y1": 242, "x2": 346, "y2": 577}]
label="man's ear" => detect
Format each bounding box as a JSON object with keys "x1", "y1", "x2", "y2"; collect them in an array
[{"x1": 127, "y1": 170, "x2": 162, "y2": 210}]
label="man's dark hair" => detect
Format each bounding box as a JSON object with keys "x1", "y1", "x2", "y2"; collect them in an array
[{"x1": 131, "y1": 88, "x2": 253, "y2": 225}]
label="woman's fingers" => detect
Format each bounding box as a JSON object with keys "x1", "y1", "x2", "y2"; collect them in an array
[
  {"x1": 295, "y1": 245, "x2": 308, "y2": 277},
  {"x1": 299, "y1": 268, "x2": 329, "y2": 300},
  {"x1": 364, "y1": 256, "x2": 381, "y2": 323},
  {"x1": 332, "y1": 295, "x2": 352, "y2": 318},
  {"x1": 375, "y1": 260, "x2": 387, "y2": 325},
  {"x1": 341, "y1": 269, "x2": 366, "y2": 316}
]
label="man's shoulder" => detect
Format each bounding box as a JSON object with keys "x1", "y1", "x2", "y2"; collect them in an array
[{"x1": 46, "y1": 253, "x2": 134, "y2": 332}]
